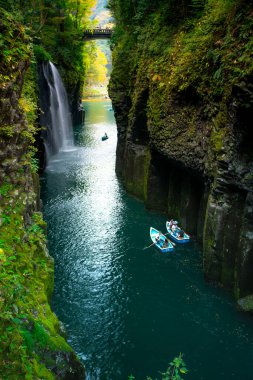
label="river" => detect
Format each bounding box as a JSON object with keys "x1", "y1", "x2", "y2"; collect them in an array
[{"x1": 41, "y1": 100, "x2": 253, "y2": 380}]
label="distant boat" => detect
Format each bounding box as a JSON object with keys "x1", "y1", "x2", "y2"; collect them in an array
[
  {"x1": 165, "y1": 221, "x2": 190, "y2": 244},
  {"x1": 150, "y1": 227, "x2": 174, "y2": 253},
  {"x1": 101, "y1": 133, "x2": 108, "y2": 141}
]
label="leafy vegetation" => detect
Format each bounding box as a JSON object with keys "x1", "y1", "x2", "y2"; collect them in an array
[
  {"x1": 128, "y1": 354, "x2": 188, "y2": 380},
  {"x1": 109, "y1": 0, "x2": 253, "y2": 169},
  {"x1": 0, "y1": 0, "x2": 96, "y2": 93},
  {"x1": 0, "y1": 180, "x2": 63, "y2": 379},
  {"x1": 83, "y1": 45, "x2": 109, "y2": 98},
  {"x1": 0, "y1": 1, "x2": 95, "y2": 378},
  {"x1": 109, "y1": 0, "x2": 253, "y2": 301}
]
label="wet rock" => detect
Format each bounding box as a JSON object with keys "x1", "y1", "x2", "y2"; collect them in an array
[{"x1": 237, "y1": 294, "x2": 253, "y2": 313}]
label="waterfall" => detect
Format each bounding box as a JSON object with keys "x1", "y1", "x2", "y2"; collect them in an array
[{"x1": 39, "y1": 61, "x2": 74, "y2": 163}]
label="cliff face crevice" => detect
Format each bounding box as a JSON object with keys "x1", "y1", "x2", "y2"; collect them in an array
[
  {"x1": 70, "y1": 79, "x2": 85, "y2": 126},
  {"x1": 109, "y1": 0, "x2": 253, "y2": 301}
]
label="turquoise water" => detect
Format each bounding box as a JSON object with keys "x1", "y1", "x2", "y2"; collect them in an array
[{"x1": 41, "y1": 101, "x2": 253, "y2": 380}]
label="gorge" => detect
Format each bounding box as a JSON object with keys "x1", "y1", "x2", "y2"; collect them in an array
[
  {"x1": 0, "y1": 0, "x2": 253, "y2": 379},
  {"x1": 41, "y1": 98, "x2": 253, "y2": 380}
]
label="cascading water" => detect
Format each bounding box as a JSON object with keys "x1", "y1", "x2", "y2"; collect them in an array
[{"x1": 39, "y1": 61, "x2": 74, "y2": 163}]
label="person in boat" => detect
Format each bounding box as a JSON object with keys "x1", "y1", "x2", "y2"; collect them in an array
[
  {"x1": 177, "y1": 229, "x2": 184, "y2": 239},
  {"x1": 171, "y1": 224, "x2": 177, "y2": 233},
  {"x1": 163, "y1": 238, "x2": 169, "y2": 248},
  {"x1": 155, "y1": 232, "x2": 161, "y2": 243},
  {"x1": 169, "y1": 219, "x2": 174, "y2": 229},
  {"x1": 102, "y1": 132, "x2": 108, "y2": 141},
  {"x1": 169, "y1": 219, "x2": 178, "y2": 229}
]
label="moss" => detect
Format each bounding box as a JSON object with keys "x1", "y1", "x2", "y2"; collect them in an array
[
  {"x1": 0, "y1": 182, "x2": 81, "y2": 379},
  {"x1": 33, "y1": 44, "x2": 52, "y2": 62},
  {"x1": 110, "y1": 0, "x2": 253, "y2": 177},
  {"x1": 0, "y1": 8, "x2": 84, "y2": 377},
  {"x1": 143, "y1": 148, "x2": 151, "y2": 201},
  {"x1": 109, "y1": 0, "x2": 253, "y2": 297},
  {"x1": 237, "y1": 294, "x2": 253, "y2": 312},
  {"x1": 202, "y1": 195, "x2": 214, "y2": 271},
  {"x1": 19, "y1": 65, "x2": 38, "y2": 129},
  {"x1": 210, "y1": 127, "x2": 226, "y2": 153},
  {"x1": 123, "y1": 146, "x2": 151, "y2": 200}
]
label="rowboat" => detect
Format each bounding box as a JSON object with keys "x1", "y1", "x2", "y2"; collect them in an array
[
  {"x1": 101, "y1": 133, "x2": 108, "y2": 141},
  {"x1": 150, "y1": 227, "x2": 174, "y2": 253},
  {"x1": 165, "y1": 221, "x2": 190, "y2": 244}
]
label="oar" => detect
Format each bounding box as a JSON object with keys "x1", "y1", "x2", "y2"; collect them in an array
[
  {"x1": 143, "y1": 242, "x2": 156, "y2": 250},
  {"x1": 143, "y1": 231, "x2": 175, "y2": 250},
  {"x1": 164, "y1": 233, "x2": 176, "y2": 246},
  {"x1": 143, "y1": 230, "x2": 162, "y2": 250}
]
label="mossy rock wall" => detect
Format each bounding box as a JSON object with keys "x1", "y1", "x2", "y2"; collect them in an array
[
  {"x1": 109, "y1": 0, "x2": 253, "y2": 299},
  {"x1": 122, "y1": 142, "x2": 151, "y2": 200},
  {"x1": 0, "y1": 8, "x2": 84, "y2": 379}
]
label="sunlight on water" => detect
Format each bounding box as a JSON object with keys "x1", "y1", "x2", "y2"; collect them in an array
[{"x1": 41, "y1": 100, "x2": 253, "y2": 380}]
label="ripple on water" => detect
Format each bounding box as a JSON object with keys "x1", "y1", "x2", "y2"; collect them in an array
[{"x1": 42, "y1": 101, "x2": 253, "y2": 380}]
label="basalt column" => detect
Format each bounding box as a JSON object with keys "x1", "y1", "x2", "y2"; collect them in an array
[
  {"x1": 119, "y1": 88, "x2": 151, "y2": 199},
  {"x1": 203, "y1": 177, "x2": 247, "y2": 290},
  {"x1": 145, "y1": 151, "x2": 208, "y2": 235},
  {"x1": 166, "y1": 167, "x2": 207, "y2": 236},
  {"x1": 203, "y1": 80, "x2": 253, "y2": 297}
]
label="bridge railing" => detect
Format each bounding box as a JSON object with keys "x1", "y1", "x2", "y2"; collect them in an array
[{"x1": 83, "y1": 28, "x2": 112, "y2": 35}]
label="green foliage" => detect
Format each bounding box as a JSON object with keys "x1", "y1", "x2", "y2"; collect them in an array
[
  {"x1": 0, "y1": 0, "x2": 96, "y2": 95},
  {"x1": 0, "y1": 7, "x2": 31, "y2": 87},
  {"x1": 109, "y1": 0, "x2": 253, "y2": 171},
  {"x1": 33, "y1": 44, "x2": 52, "y2": 62},
  {"x1": 0, "y1": 8, "x2": 41, "y2": 174},
  {"x1": 0, "y1": 181, "x2": 73, "y2": 379},
  {"x1": 0, "y1": 2, "x2": 93, "y2": 378},
  {"x1": 164, "y1": 354, "x2": 188, "y2": 379},
  {"x1": 128, "y1": 354, "x2": 188, "y2": 380},
  {"x1": 30, "y1": 156, "x2": 39, "y2": 173},
  {"x1": 21, "y1": 322, "x2": 54, "y2": 352},
  {"x1": 108, "y1": 0, "x2": 203, "y2": 31},
  {"x1": 0, "y1": 183, "x2": 11, "y2": 197},
  {"x1": 83, "y1": 43, "x2": 109, "y2": 98}
]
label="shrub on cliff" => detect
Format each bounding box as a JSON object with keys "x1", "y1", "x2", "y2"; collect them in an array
[{"x1": 0, "y1": 4, "x2": 88, "y2": 378}]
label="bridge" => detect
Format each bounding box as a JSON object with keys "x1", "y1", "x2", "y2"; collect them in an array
[{"x1": 83, "y1": 28, "x2": 112, "y2": 40}]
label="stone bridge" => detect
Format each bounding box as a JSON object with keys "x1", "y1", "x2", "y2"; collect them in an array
[{"x1": 83, "y1": 28, "x2": 112, "y2": 39}]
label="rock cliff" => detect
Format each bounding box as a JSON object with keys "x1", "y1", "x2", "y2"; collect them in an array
[
  {"x1": 109, "y1": 0, "x2": 253, "y2": 300},
  {"x1": 0, "y1": 8, "x2": 85, "y2": 378}
]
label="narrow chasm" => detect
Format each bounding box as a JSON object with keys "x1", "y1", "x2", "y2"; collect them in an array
[{"x1": 2, "y1": 0, "x2": 253, "y2": 379}]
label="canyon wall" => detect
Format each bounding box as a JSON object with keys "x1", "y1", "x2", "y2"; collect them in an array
[
  {"x1": 0, "y1": 7, "x2": 85, "y2": 378},
  {"x1": 108, "y1": 0, "x2": 253, "y2": 300}
]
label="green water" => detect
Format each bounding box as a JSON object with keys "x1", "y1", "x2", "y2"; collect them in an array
[{"x1": 41, "y1": 101, "x2": 253, "y2": 380}]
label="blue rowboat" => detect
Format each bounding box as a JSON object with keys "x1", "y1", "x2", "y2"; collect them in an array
[
  {"x1": 150, "y1": 227, "x2": 174, "y2": 253},
  {"x1": 166, "y1": 221, "x2": 190, "y2": 244}
]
